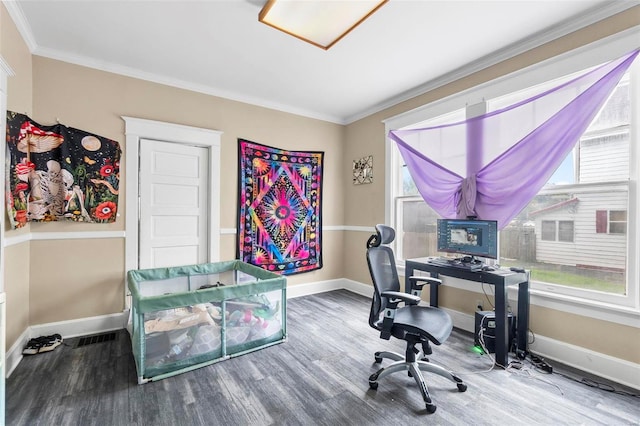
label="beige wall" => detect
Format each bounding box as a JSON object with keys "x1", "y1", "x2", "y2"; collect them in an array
[
  {"x1": 1, "y1": 2, "x2": 33, "y2": 350},
  {"x1": 25, "y1": 56, "x2": 345, "y2": 327},
  {"x1": 344, "y1": 7, "x2": 640, "y2": 364}
]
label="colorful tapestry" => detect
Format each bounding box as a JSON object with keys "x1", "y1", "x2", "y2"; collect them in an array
[
  {"x1": 5, "y1": 111, "x2": 121, "y2": 228},
  {"x1": 237, "y1": 139, "x2": 323, "y2": 275}
]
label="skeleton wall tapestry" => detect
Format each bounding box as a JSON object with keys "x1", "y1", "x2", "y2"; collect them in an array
[
  {"x1": 237, "y1": 139, "x2": 323, "y2": 275},
  {"x1": 5, "y1": 112, "x2": 121, "y2": 228}
]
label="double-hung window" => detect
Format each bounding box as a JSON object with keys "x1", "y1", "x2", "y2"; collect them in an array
[{"x1": 385, "y1": 33, "x2": 639, "y2": 312}]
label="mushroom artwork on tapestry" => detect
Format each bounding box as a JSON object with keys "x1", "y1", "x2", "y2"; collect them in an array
[{"x1": 5, "y1": 112, "x2": 121, "y2": 228}]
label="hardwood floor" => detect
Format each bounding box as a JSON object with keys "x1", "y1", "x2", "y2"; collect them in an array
[{"x1": 6, "y1": 290, "x2": 639, "y2": 425}]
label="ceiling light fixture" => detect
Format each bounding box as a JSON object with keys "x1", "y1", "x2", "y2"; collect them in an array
[{"x1": 259, "y1": 0, "x2": 388, "y2": 50}]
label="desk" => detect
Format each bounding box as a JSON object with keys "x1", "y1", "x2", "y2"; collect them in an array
[{"x1": 405, "y1": 257, "x2": 529, "y2": 367}]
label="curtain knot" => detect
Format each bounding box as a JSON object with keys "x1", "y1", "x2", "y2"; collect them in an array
[{"x1": 456, "y1": 175, "x2": 477, "y2": 219}]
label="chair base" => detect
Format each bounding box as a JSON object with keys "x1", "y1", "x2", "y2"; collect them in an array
[{"x1": 369, "y1": 350, "x2": 467, "y2": 413}]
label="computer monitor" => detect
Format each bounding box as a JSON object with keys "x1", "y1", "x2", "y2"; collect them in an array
[{"x1": 436, "y1": 218, "x2": 498, "y2": 260}]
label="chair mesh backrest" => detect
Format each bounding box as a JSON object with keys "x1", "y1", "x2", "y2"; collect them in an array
[{"x1": 367, "y1": 227, "x2": 401, "y2": 330}]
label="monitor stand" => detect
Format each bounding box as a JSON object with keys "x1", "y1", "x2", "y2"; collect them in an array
[{"x1": 459, "y1": 255, "x2": 482, "y2": 265}]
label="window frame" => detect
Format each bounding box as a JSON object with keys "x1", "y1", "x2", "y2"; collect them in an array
[{"x1": 384, "y1": 28, "x2": 640, "y2": 322}]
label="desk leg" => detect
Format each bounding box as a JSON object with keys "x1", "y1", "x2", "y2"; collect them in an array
[
  {"x1": 494, "y1": 283, "x2": 508, "y2": 367},
  {"x1": 429, "y1": 273, "x2": 439, "y2": 308},
  {"x1": 516, "y1": 276, "x2": 530, "y2": 359}
]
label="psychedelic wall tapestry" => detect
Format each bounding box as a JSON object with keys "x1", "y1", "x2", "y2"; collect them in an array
[
  {"x1": 5, "y1": 111, "x2": 121, "y2": 228},
  {"x1": 237, "y1": 139, "x2": 323, "y2": 275}
]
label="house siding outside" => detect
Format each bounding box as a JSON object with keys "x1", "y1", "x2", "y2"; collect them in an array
[{"x1": 534, "y1": 183, "x2": 627, "y2": 271}]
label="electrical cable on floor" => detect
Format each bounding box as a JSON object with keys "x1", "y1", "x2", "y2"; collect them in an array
[{"x1": 553, "y1": 370, "x2": 640, "y2": 399}]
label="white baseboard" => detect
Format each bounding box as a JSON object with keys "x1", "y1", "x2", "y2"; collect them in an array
[
  {"x1": 5, "y1": 328, "x2": 29, "y2": 378},
  {"x1": 29, "y1": 311, "x2": 128, "y2": 340},
  {"x1": 6, "y1": 311, "x2": 128, "y2": 378},
  {"x1": 529, "y1": 334, "x2": 640, "y2": 391},
  {"x1": 7, "y1": 279, "x2": 638, "y2": 390}
]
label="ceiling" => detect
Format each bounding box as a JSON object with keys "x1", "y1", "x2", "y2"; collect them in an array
[{"x1": 5, "y1": 1, "x2": 637, "y2": 124}]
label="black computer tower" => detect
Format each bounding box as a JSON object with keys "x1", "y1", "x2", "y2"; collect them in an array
[{"x1": 474, "y1": 310, "x2": 515, "y2": 354}]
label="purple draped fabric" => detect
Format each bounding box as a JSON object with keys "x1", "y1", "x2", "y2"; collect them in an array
[{"x1": 389, "y1": 50, "x2": 638, "y2": 230}]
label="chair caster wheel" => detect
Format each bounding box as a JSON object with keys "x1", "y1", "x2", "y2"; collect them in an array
[
  {"x1": 369, "y1": 381, "x2": 378, "y2": 390},
  {"x1": 374, "y1": 356, "x2": 382, "y2": 363},
  {"x1": 457, "y1": 383, "x2": 467, "y2": 392},
  {"x1": 425, "y1": 403, "x2": 437, "y2": 413}
]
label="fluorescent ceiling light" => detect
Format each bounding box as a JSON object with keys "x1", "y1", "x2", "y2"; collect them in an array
[{"x1": 259, "y1": 0, "x2": 388, "y2": 50}]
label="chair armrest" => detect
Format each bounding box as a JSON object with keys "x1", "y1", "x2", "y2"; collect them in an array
[
  {"x1": 378, "y1": 291, "x2": 421, "y2": 340},
  {"x1": 381, "y1": 291, "x2": 421, "y2": 306},
  {"x1": 408, "y1": 276, "x2": 442, "y2": 291}
]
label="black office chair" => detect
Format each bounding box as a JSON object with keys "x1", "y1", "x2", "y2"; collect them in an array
[{"x1": 366, "y1": 224, "x2": 466, "y2": 413}]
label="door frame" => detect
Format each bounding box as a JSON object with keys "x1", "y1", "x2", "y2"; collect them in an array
[{"x1": 122, "y1": 116, "x2": 223, "y2": 277}]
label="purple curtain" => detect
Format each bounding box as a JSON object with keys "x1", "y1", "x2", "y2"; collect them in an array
[{"x1": 389, "y1": 49, "x2": 638, "y2": 229}]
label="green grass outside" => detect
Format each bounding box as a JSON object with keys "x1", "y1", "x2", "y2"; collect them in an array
[
  {"x1": 529, "y1": 269, "x2": 623, "y2": 294},
  {"x1": 500, "y1": 261, "x2": 625, "y2": 294}
]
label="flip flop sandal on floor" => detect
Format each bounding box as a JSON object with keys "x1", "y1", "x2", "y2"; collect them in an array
[
  {"x1": 23, "y1": 338, "x2": 44, "y2": 355},
  {"x1": 39, "y1": 334, "x2": 63, "y2": 352}
]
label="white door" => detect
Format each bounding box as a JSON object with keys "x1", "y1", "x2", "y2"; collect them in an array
[{"x1": 139, "y1": 139, "x2": 209, "y2": 269}]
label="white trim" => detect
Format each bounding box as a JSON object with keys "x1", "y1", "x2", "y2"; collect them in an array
[
  {"x1": 5, "y1": 328, "x2": 29, "y2": 378},
  {"x1": 29, "y1": 231, "x2": 124, "y2": 241},
  {"x1": 340, "y1": 225, "x2": 376, "y2": 233},
  {"x1": 286, "y1": 279, "x2": 347, "y2": 299},
  {"x1": 6, "y1": 0, "x2": 632, "y2": 125},
  {"x1": 122, "y1": 116, "x2": 223, "y2": 279},
  {"x1": 1, "y1": 55, "x2": 8, "y2": 299},
  {"x1": 286, "y1": 278, "x2": 372, "y2": 299},
  {"x1": 3, "y1": 233, "x2": 30, "y2": 247},
  {"x1": 33, "y1": 44, "x2": 342, "y2": 124},
  {"x1": 0, "y1": 226, "x2": 374, "y2": 247},
  {"x1": 529, "y1": 334, "x2": 640, "y2": 391},
  {"x1": 3, "y1": 231, "x2": 125, "y2": 247},
  {"x1": 30, "y1": 311, "x2": 128, "y2": 341},
  {"x1": 219, "y1": 226, "x2": 374, "y2": 235}
]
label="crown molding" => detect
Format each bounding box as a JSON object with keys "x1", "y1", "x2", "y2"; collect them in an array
[
  {"x1": 4, "y1": 0, "x2": 636, "y2": 125},
  {"x1": 345, "y1": 2, "x2": 639, "y2": 124},
  {"x1": 32, "y1": 44, "x2": 344, "y2": 125},
  {"x1": 2, "y1": 0, "x2": 37, "y2": 52}
]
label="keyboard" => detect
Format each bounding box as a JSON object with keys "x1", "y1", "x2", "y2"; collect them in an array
[{"x1": 427, "y1": 257, "x2": 483, "y2": 271}]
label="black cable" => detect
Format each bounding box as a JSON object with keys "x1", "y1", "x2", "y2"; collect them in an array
[
  {"x1": 481, "y1": 282, "x2": 495, "y2": 309},
  {"x1": 554, "y1": 371, "x2": 640, "y2": 399}
]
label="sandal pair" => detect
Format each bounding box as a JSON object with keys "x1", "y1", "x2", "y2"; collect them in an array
[{"x1": 23, "y1": 334, "x2": 63, "y2": 355}]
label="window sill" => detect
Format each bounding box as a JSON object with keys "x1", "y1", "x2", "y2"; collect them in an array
[{"x1": 398, "y1": 264, "x2": 640, "y2": 328}]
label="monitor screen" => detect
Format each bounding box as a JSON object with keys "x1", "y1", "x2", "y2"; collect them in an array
[{"x1": 436, "y1": 219, "x2": 498, "y2": 259}]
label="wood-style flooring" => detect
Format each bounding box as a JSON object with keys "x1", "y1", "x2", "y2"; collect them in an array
[{"x1": 6, "y1": 290, "x2": 640, "y2": 425}]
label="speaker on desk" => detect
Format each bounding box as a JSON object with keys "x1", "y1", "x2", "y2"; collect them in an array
[{"x1": 474, "y1": 310, "x2": 515, "y2": 354}]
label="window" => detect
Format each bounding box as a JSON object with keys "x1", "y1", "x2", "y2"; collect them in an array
[
  {"x1": 541, "y1": 221, "x2": 556, "y2": 241},
  {"x1": 558, "y1": 221, "x2": 574, "y2": 242},
  {"x1": 609, "y1": 210, "x2": 627, "y2": 234},
  {"x1": 386, "y1": 35, "x2": 638, "y2": 310},
  {"x1": 539, "y1": 220, "x2": 574, "y2": 242},
  {"x1": 597, "y1": 209, "x2": 628, "y2": 234}
]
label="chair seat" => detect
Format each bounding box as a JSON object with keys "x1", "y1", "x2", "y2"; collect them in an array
[{"x1": 378, "y1": 305, "x2": 453, "y2": 345}]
